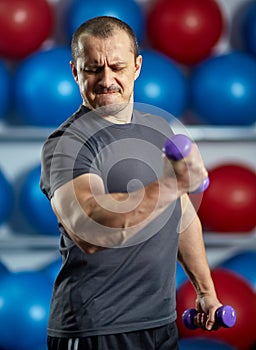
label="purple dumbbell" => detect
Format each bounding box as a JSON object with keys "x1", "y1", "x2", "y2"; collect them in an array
[
  {"x1": 182, "y1": 305, "x2": 237, "y2": 330},
  {"x1": 164, "y1": 134, "x2": 209, "y2": 193}
]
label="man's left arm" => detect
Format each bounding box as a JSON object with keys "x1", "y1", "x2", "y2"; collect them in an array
[{"x1": 177, "y1": 194, "x2": 222, "y2": 330}]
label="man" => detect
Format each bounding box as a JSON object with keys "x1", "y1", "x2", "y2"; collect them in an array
[{"x1": 40, "y1": 16, "x2": 222, "y2": 350}]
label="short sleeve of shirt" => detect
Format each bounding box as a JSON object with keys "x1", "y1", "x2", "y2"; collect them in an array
[{"x1": 40, "y1": 129, "x2": 101, "y2": 200}]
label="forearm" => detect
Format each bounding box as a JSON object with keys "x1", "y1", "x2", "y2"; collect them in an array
[
  {"x1": 85, "y1": 177, "x2": 181, "y2": 229},
  {"x1": 52, "y1": 174, "x2": 183, "y2": 249},
  {"x1": 178, "y1": 199, "x2": 216, "y2": 297}
]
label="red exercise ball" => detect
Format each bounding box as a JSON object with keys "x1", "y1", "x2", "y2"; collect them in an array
[
  {"x1": 176, "y1": 268, "x2": 256, "y2": 350},
  {"x1": 146, "y1": 0, "x2": 224, "y2": 65},
  {"x1": 0, "y1": 0, "x2": 54, "y2": 60},
  {"x1": 197, "y1": 163, "x2": 256, "y2": 233}
]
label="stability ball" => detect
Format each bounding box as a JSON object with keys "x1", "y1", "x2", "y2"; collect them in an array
[
  {"x1": 179, "y1": 338, "x2": 235, "y2": 350},
  {"x1": 190, "y1": 51, "x2": 256, "y2": 125},
  {"x1": 146, "y1": 0, "x2": 224, "y2": 65},
  {"x1": 19, "y1": 164, "x2": 59, "y2": 236},
  {"x1": 176, "y1": 268, "x2": 256, "y2": 350},
  {"x1": 0, "y1": 0, "x2": 54, "y2": 60},
  {"x1": 14, "y1": 47, "x2": 81, "y2": 127},
  {"x1": 34, "y1": 345, "x2": 48, "y2": 350},
  {"x1": 242, "y1": 1, "x2": 256, "y2": 55},
  {"x1": 0, "y1": 60, "x2": 10, "y2": 120},
  {"x1": 219, "y1": 251, "x2": 256, "y2": 291},
  {"x1": 176, "y1": 261, "x2": 188, "y2": 289},
  {"x1": 0, "y1": 260, "x2": 9, "y2": 278},
  {"x1": 0, "y1": 168, "x2": 13, "y2": 226},
  {"x1": 41, "y1": 257, "x2": 62, "y2": 282},
  {"x1": 134, "y1": 50, "x2": 188, "y2": 118},
  {"x1": 0, "y1": 270, "x2": 52, "y2": 350},
  {"x1": 197, "y1": 163, "x2": 256, "y2": 233},
  {"x1": 66, "y1": 0, "x2": 144, "y2": 43}
]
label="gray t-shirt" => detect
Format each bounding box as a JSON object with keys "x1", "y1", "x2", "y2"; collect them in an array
[{"x1": 40, "y1": 106, "x2": 181, "y2": 337}]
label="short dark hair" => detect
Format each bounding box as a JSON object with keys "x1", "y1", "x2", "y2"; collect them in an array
[{"x1": 71, "y1": 16, "x2": 139, "y2": 63}]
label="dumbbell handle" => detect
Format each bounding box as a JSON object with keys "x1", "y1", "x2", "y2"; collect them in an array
[
  {"x1": 164, "y1": 134, "x2": 209, "y2": 193},
  {"x1": 182, "y1": 305, "x2": 237, "y2": 330}
]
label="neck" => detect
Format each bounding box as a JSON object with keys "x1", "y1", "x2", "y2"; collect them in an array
[
  {"x1": 102, "y1": 102, "x2": 134, "y2": 124},
  {"x1": 84, "y1": 101, "x2": 134, "y2": 124}
]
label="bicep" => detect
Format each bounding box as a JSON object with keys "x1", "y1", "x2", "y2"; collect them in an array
[
  {"x1": 51, "y1": 173, "x2": 105, "y2": 212},
  {"x1": 179, "y1": 194, "x2": 200, "y2": 233},
  {"x1": 51, "y1": 172, "x2": 105, "y2": 229},
  {"x1": 50, "y1": 173, "x2": 105, "y2": 252}
]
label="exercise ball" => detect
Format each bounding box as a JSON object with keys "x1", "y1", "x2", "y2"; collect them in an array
[
  {"x1": 176, "y1": 268, "x2": 256, "y2": 350},
  {"x1": 66, "y1": 0, "x2": 144, "y2": 43},
  {"x1": 0, "y1": 60, "x2": 10, "y2": 120},
  {"x1": 179, "y1": 337, "x2": 235, "y2": 350},
  {"x1": 134, "y1": 50, "x2": 188, "y2": 118},
  {"x1": 190, "y1": 51, "x2": 256, "y2": 125},
  {"x1": 0, "y1": 270, "x2": 52, "y2": 350},
  {"x1": 0, "y1": 168, "x2": 13, "y2": 226},
  {"x1": 219, "y1": 251, "x2": 256, "y2": 291},
  {"x1": 197, "y1": 163, "x2": 256, "y2": 232},
  {"x1": 176, "y1": 261, "x2": 188, "y2": 289},
  {"x1": 34, "y1": 345, "x2": 47, "y2": 350},
  {"x1": 242, "y1": 1, "x2": 256, "y2": 55},
  {"x1": 14, "y1": 46, "x2": 81, "y2": 127},
  {"x1": 146, "y1": 0, "x2": 224, "y2": 65},
  {"x1": 0, "y1": 0, "x2": 54, "y2": 60},
  {"x1": 0, "y1": 260, "x2": 9, "y2": 278},
  {"x1": 19, "y1": 164, "x2": 59, "y2": 236},
  {"x1": 41, "y1": 257, "x2": 62, "y2": 282}
]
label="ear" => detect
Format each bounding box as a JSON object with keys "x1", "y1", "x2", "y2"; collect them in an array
[
  {"x1": 70, "y1": 60, "x2": 79, "y2": 84},
  {"x1": 134, "y1": 55, "x2": 142, "y2": 81}
]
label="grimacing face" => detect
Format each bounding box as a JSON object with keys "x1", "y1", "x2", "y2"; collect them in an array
[{"x1": 70, "y1": 30, "x2": 142, "y2": 115}]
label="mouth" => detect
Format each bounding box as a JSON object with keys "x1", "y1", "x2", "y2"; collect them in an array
[{"x1": 94, "y1": 86, "x2": 121, "y2": 95}]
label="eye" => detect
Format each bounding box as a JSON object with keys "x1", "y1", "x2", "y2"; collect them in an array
[
  {"x1": 112, "y1": 66, "x2": 125, "y2": 72},
  {"x1": 83, "y1": 66, "x2": 103, "y2": 74},
  {"x1": 83, "y1": 68, "x2": 97, "y2": 74}
]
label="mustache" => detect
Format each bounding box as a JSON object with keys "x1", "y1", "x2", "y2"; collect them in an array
[{"x1": 94, "y1": 85, "x2": 121, "y2": 94}]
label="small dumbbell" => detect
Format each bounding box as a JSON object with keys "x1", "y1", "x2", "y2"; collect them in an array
[
  {"x1": 182, "y1": 305, "x2": 237, "y2": 330},
  {"x1": 164, "y1": 134, "x2": 209, "y2": 193}
]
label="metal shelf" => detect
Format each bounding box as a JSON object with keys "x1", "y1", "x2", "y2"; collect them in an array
[
  {"x1": 0, "y1": 230, "x2": 255, "y2": 251},
  {"x1": 0, "y1": 124, "x2": 255, "y2": 142},
  {"x1": 171, "y1": 124, "x2": 256, "y2": 142},
  {"x1": 203, "y1": 231, "x2": 256, "y2": 248}
]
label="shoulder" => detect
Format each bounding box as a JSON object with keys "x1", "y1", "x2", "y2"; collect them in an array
[{"x1": 133, "y1": 108, "x2": 175, "y2": 138}]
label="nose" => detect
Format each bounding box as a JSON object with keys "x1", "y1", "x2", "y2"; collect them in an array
[{"x1": 99, "y1": 66, "x2": 114, "y2": 88}]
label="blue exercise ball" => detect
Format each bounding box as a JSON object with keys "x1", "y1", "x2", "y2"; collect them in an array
[
  {"x1": 179, "y1": 338, "x2": 235, "y2": 350},
  {"x1": 0, "y1": 169, "x2": 13, "y2": 226},
  {"x1": 34, "y1": 345, "x2": 48, "y2": 350},
  {"x1": 0, "y1": 260, "x2": 9, "y2": 278},
  {"x1": 41, "y1": 257, "x2": 62, "y2": 282},
  {"x1": 14, "y1": 47, "x2": 81, "y2": 127},
  {"x1": 66, "y1": 0, "x2": 144, "y2": 43},
  {"x1": 19, "y1": 164, "x2": 59, "y2": 236},
  {"x1": 0, "y1": 270, "x2": 52, "y2": 350},
  {"x1": 176, "y1": 261, "x2": 188, "y2": 289},
  {"x1": 0, "y1": 60, "x2": 10, "y2": 120},
  {"x1": 190, "y1": 51, "x2": 256, "y2": 125},
  {"x1": 242, "y1": 1, "x2": 256, "y2": 55},
  {"x1": 219, "y1": 251, "x2": 256, "y2": 291},
  {"x1": 134, "y1": 50, "x2": 188, "y2": 119}
]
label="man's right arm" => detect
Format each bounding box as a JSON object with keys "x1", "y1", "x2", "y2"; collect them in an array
[{"x1": 51, "y1": 143, "x2": 208, "y2": 253}]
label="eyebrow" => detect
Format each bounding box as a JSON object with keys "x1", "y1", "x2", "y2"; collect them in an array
[{"x1": 83, "y1": 60, "x2": 128, "y2": 69}]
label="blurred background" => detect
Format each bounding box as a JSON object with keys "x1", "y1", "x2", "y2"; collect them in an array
[{"x1": 0, "y1": 0, "x2": 255, "y2": 349}]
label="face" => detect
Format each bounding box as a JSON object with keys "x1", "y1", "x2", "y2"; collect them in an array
[{"x1": 71, "y1": 30, "x2": 142, "y2": 117}]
